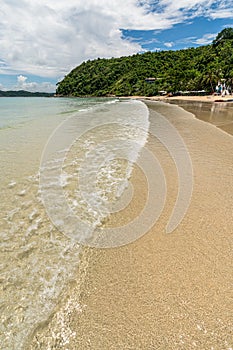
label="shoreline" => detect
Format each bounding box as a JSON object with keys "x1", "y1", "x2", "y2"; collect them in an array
[
  {"x1": 28, "y1": 99, "x2": 233, "y2": 349},
  {"x1": 121, "y1": 94, "x2": 233, "y2": 104},
  {"x1": 164, "y1": 97, "x2": 233, "y2": 137},
  {"x1": 121, "y1": 95, "x2": 233, "y2": 136}
]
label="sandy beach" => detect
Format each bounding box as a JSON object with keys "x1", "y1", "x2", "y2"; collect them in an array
[
  {"x1": 166, "y1": 97, "x2": 233, "y2": 136},
  {"x1": 123, "y1": 94, "x2": 233, "y2": 136},
  {"x1": 28, "y1": 98, "x2": 233, "y2": 350},
  {"x1": 126, "y1": 94, "x2": 233, "y2": 103}
]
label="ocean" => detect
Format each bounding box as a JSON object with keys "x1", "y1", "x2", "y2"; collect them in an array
[{"x1": 0, "y1": 97, "x2": 149, "y2": 349}]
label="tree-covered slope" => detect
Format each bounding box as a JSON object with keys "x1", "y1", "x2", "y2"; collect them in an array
[
  {"x1": 0, "y1": 90, "x2": 54, "y2": 97},
  {"x1": 56, "y1": 28, "x2": 233, "y2": 97}
]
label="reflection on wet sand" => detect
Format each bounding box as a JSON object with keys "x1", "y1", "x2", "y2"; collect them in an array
[{"x1": 168, "y1": 100, "x2": 233, "y2": 135}]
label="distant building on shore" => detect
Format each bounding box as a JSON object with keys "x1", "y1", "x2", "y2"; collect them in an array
[{"x1": 145, "y1": 78, "x2": 156, "y2": 83}]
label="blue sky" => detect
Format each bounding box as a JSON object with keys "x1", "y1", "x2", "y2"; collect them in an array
[
  {"x1": 0, "y1": 1, "x2": 233, "y2": 92},
  {"x1": 123, "y1": 18, "x2": 233, "y2": 51}
]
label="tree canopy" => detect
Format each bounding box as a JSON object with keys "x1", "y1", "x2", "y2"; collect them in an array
[
  {"x1": 213, "y1": 27, "x2": 233, "y2": 46},
  {"x1": 0, "y1": 90, "x2": 53, "y2": 97},
  {"x1": 56, "y1": 28, "x2": 233, "y2": 97}
]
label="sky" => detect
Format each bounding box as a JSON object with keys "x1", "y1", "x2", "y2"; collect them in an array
[{"x1": 0, "y1": 0, "x2": 233, "y2": 92}]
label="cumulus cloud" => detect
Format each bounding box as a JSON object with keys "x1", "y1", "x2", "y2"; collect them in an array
[
  {"x1": 13, "y1": 75, "x2": 55, "y2": 92},
  {"x1": 0, "y1": 0, "x2": 232, "y2": 78},
  {"x1": 17, "y1": 75, "x2": 27, "y2": 85},
  {"x1": 164, "y1": 42, "x2": 174, "y2": 47}
]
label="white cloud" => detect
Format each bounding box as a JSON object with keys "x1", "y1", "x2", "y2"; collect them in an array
[
  {"x1": 0, "y1": 0, "x2": 232, "y2": 79},
  {"x1": 164, "y1": 42, "x2": 174, "y2": 47},
  {"x1": 193, "y1": 32, "x2": 217, "y2": 44},
  {"x1": 17, "y1": 75, "x2": 27, "y2": 84},
  {"x1": 13, "y1": 75, "x2": 55, "y2": 92},
  {"x1": 208, "y1": 9, "x2": 233, "y2": 19}
]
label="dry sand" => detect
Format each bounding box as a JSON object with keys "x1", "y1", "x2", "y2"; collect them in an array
[
  {"x1": 164, "y1": 94, "x2": 233, "y2": 103},
  {"x1": 125, "y1": 94, "x2": 233, "y2": 103},
  {"x1": 29, "y1": 100, "x2": 233, "y2": 350}
]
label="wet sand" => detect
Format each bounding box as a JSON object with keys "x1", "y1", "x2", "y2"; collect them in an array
[
  {"x1": 123, "y1": 95, "x2": 233, "y2": 135},
  {"x1": 167, "y1": 99, "x2": 233, "y2": 136},
  {"x1": 29, "y1": 100, "x2": 233, "y2": 349}
]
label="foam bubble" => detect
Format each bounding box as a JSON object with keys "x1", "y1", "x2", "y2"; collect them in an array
[
  {"x1": 8, "y1": 181, "x2": 16, "y2": 188},
  {"x1": 17, "y1": 189, "x2": 27, "y2": 197}
]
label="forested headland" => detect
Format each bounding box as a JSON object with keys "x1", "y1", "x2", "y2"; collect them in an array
[
  {"x1": 56, "y1": 28, "x2": 233, "y2": 97},
  {"x1": 0, "y1": 90, "x2": 54, "y2": 97}
]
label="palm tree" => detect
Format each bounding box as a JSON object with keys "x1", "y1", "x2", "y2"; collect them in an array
[{"x1": 202, "y1": 68, "x2": 223, "y2": 93}]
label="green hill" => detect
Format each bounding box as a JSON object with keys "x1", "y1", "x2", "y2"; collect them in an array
[{"x1": 56, "y1": 28, "x2": 233, "y2": 97}]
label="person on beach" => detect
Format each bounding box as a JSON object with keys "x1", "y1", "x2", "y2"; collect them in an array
[
  {"x1": 221, "y1": 82, "x2": 230, "y2": 96},
  {"x1": 227, "y1": 85, "x2": 232, "y2": 95},
  {"x1": 215, "y1": 82, "x2": 222, "y2": 95}
]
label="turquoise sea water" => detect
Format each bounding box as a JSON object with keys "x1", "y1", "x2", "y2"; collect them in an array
[
  {"x1": 0, "y1": 97, "x2": 149, "y2": 349},
  {"x1": 0, "y1": 97, "x2": 118, "y2": 129}
]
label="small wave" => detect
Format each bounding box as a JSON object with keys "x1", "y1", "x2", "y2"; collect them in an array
[
  {"x1": 40, "y1": 99, "x2": 149, "y2": 245},
  {"x1": 0, "y1": 97, "x2": 149, "y2": 349}
]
